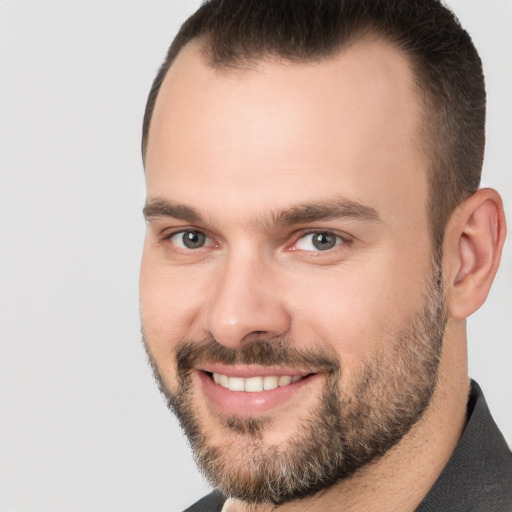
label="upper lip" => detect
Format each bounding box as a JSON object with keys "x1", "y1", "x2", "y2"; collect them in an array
[{"x1": 198, "y1": 363, "x2": 313, "y2": 378}]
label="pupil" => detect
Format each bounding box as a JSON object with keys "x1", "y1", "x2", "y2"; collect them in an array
[
  {"x1": 183, "y1": 231, "x2": 205, "y2": 248},
  {"x1": 313, "y1": 232, "x2": 336, "y2": 250}
]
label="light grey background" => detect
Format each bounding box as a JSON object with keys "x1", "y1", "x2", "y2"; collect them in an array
[{"x1": 0, "y1": 1, "x2": 510, "y2": 511}]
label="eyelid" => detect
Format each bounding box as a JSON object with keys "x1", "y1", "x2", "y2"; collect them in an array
[
  {"x1": 162, "y1": 225, "x2": 206, "y2": 239},
  {"x1": 159, "y1": 226, "x2": 351, "y2": 254},
  {"x1": 163, "y1": 227, "x2": 217, "y2": 250},
  {"x1": 288, "y1": 229, "x2": 351, "y2": 252}
]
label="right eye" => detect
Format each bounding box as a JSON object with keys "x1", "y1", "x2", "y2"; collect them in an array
[{"x1": 168, "y1": 230, "x2": 212, "y2": 249}]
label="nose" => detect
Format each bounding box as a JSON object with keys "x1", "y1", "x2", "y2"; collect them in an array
[{"x1": 203, "y1": 251, "x2": 291, "y2": 348}]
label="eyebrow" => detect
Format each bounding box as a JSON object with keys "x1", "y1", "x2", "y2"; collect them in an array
[
  {"x1": 271, "y1": 200, "x2": 380, "y2": 227},
  {"x1": 143, "y1": 197, "x2": 381, "y2": 227},
  {"x1": 143, "y1": 200, "x2": 202, "y2": 223}
]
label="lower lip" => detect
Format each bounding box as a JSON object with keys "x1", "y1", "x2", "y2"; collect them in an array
[{"x1": 198, "y1": 371, "x2": 318, "y2": 416}]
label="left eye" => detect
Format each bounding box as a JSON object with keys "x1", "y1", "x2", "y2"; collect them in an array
[
  {"x1": 169, "y1": 230, "x2": 211, "y2": 249},
  {"x1": 295, "y1": 232, "x2": 344, "y2": 251}
]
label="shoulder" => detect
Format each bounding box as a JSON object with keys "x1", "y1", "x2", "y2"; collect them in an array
[
  {"x1": 182, "y1": 490, "x2": 227, "y2": 512},
  {"x1": 417, "y1": 380, "x2": 512, "y2": 511}
]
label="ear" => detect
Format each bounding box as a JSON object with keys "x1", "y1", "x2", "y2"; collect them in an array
[{"x1": 443, "y1": 188, "x2": 507, "y2": 319}]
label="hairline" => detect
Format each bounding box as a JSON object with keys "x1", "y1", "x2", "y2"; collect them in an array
[{"x1": 142, "y1": 30, "x2": 456, "y2": 255}]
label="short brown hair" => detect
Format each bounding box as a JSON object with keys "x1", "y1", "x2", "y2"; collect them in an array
[{"x1": 142, "y1": 0, "x2": 485, "y2": 250}]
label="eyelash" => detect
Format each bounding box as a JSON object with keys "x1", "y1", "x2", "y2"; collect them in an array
[
  {"x1": 161, "y1": 228, "x2": 351, "y2": 255},
  {"x1": 163, "y1": 229, "x2": 215, "y2": 252},
  {"x1": 291, "y1": 231, "x2": 348, "y2": 252}
]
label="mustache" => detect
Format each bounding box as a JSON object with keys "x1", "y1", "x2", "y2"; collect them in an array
[{"x1": 175, "y1": 337, "x2": 341, "y2": 375}]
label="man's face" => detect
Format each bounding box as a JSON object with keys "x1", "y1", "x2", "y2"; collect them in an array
[{"x1": 140, "y1": 40, "x2": 445, "y2": 504}]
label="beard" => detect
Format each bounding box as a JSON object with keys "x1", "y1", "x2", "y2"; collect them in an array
[{"x1": 142, "y1": 260, "x2": 446, "y2": 506}]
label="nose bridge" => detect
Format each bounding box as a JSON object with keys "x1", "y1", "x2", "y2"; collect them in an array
[{"x1": 205, "y1": 246, "x2": 290, "y2": 348}]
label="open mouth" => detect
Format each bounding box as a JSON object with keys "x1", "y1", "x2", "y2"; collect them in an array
[
  {"x1": 199, "y1": 369, "x2": 319, "y2": 416},
  {"x1": 207, "y1": 372, "x2": 305, "y2": 392}
]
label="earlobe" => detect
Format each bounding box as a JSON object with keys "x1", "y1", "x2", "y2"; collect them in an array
[{"x1": 444, "y1": 188, "x2": 506, "y2": 319}]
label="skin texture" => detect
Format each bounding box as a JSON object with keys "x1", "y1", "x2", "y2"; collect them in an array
[{"x1": 140, "y1": 39, "x2": 506, "y2": 511}]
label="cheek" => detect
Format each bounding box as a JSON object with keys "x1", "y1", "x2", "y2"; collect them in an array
[
  {"x1": 140, "y1": 242, "x2": 208, "y2": 323},
  {"x1": 290, "y1": 273, "x2": 387, "y2": 361},
  {"x1": 139, "y1": 249, "x2": 208, "y2": 382},
  {"x1": 288, "y1": 253, "x2": 430, "y2": 368}
]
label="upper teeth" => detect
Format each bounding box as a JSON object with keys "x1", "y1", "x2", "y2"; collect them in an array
[{"x1": 212, "y1": 373, "x2": 302, "y2": 392}]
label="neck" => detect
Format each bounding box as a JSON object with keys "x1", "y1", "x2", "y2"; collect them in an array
[{"x1": 225, "y1": 320, "x2": 469, "y2": 512}]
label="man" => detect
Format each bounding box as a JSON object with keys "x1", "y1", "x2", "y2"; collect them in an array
[{"x1": 139, "y1": 0, "x2": 512, "y2": 510}]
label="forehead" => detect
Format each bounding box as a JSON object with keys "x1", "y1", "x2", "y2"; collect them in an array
[{"x1": 145, "y1": 38, "x2": 428, "y2": 227}]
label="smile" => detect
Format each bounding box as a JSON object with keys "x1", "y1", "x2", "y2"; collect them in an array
[
  {"x1": 212, "y1": 372, "x2": 303, "y2": 392},
  {"x1": 199, "y1": 367, "x2": 318, "y2": 416}
]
